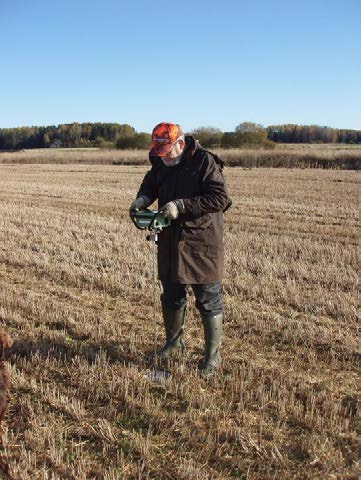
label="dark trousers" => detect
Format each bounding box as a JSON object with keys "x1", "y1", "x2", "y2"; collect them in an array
[{"x1": 161, "y1": 281, "x2": 223, "y2": 316}]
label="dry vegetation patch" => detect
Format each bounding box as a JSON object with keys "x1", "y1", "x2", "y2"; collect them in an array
[
  {"x1": 1, "y1": 144, "x2": 361, "y2": 169},
  {"x1": 0, "y1": 165, "x2": 359, "y2": 479}
]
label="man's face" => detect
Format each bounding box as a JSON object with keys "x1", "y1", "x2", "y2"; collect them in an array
[{"x1": 161, "y1": 137, "x2": 185, "y2": 166}]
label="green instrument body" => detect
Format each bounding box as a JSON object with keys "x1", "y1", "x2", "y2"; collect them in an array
[{"x1": 131, "y1": 209, "x2": 170, "y2": 232}]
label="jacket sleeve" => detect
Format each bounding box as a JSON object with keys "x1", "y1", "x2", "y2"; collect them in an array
[
  {"x1": 181, "y1": 154, "x2": 230, "y2": 218},
  {"x1": 137, "y1": 168, "x2": 158, "y2": 204}
]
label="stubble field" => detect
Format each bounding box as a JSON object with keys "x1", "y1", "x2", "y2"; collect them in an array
[{"x1": 0, "y1": 164, "x2": 359, "y2": 479}]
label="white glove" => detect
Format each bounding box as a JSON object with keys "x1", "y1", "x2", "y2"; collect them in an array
[
  {"x1": 129, "y1": 196, "x2": 150, "y2": 216},
  {"x1": 160, "y1": 200, "x2": 185, "y2": 220}
]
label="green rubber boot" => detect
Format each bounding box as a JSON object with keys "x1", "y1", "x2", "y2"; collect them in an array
[
  {"x1": 159, "y1": 305, "x2": 186, "y2": 359},
  {"x1": 199, "y1": 313, "x2": 223, "y2": 379}
]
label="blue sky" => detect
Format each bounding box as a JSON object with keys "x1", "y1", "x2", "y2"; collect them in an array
[{"x1": 1, "y1": 0, "x2": 360, "y2": 132}]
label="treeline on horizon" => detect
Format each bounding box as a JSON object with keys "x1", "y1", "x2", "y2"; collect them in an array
[{"x1": 0, "y1": 121, "x2": 360, "y2": 151}]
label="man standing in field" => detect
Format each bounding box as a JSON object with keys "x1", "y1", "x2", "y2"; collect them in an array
[{"x1": 129, "y1": 122, "x2": 231, "y2": 379}]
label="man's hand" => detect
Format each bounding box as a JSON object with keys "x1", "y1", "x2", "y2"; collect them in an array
[
  {"x1": 129, "y1": 196, "x2": 150, "y2": 216},
  {"x1": 159, "y1": 200, "x2": 185, "y2": 220}
]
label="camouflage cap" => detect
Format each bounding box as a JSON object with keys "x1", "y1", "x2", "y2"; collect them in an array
[{"x1": 149, "y1": 122, "x2": 184, "y2": 157}]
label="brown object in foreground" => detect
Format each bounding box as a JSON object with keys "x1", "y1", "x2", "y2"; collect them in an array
[
  {"x1": 0, "y1": 458, "x2": 12, "y2": 480},
  {"x1": 0, "y1": 331, "x2": 13, "y2": 426},
  {"x1": 0, "y1": 332, "x2": 14, "y2": 479}
]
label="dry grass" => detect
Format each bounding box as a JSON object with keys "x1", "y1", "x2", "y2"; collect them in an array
[
  {"x1": 0, "y1": 144, "x2": 361, "y2": 169},
  {"x1": 0, "y1": 148, "x2": 143, "y2": 165},
  {"x1": 0, "y1": 165, "x2": 359, "y2": 479}
]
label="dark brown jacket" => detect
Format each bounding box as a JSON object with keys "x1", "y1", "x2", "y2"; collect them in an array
[{"x1": 137, "y1": 136, "x2": 231, "y2": 284}]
